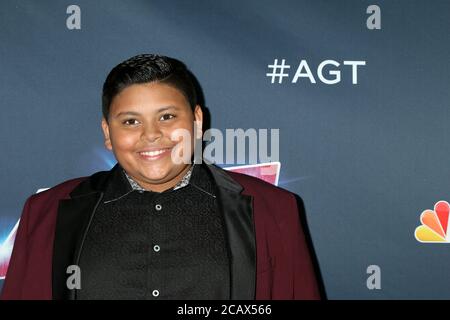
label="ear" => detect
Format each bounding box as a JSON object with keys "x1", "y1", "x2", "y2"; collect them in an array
[
  {"x1": 193, "y1": 105, "x2": 203, "y2": 139},
  {"x1": 101, "y1": 118, "x2": 113, "y2": 151}
]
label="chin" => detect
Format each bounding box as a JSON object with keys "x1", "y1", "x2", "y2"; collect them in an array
[{"x1": 139, "y1": 168, "x2": 172, "y2": 182}]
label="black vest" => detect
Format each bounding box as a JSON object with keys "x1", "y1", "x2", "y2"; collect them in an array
[{"x1": 76, "y1": 164, "x2": 230, "y2": 299}]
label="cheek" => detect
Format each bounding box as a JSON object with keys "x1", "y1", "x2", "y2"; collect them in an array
[
  {"x1": 111, "y1": 130, "x2": 140, "y2": 151},
  {"x1": 166, "y1": 121, "x2": 195, "y2": 142}
]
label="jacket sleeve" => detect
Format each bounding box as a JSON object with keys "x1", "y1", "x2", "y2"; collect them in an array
[
  {"x1": 0, "y1": 196, "x2": 32, "y2": 300},
  {"x1": 287, "y1": 193, "x2": 322, "y2": 300}
]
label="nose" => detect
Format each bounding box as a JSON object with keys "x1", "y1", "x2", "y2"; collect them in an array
[{"x1": 141, "y1": 122, "x2": 163, "y2": 143}]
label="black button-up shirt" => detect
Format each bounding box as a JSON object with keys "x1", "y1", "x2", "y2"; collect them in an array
[{"x1": 77, "y1": 163, "x2": 230, "y2": 299}]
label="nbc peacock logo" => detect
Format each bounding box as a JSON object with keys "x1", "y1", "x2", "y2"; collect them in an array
[{"x1": 415, "y1": 201, "x2": 450, "y2": 243}]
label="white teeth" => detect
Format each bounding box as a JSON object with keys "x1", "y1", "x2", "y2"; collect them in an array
[{"x1": 140, "y1": 149, "x2": 166, "y2": 157}]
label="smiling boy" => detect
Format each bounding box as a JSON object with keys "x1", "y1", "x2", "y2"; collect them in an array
[
  {"x1": 1, "y1": 54, "x2": 321, "y2": 300},
  {"x1": 101, "y1": 74, "x2": 202, "y2": 192}
]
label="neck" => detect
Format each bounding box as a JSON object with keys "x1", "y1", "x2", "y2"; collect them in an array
[{"x1": 133, "y1": 164, "x2": 193, "y2": 193}]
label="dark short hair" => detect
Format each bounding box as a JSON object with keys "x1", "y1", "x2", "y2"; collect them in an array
[{"x1": 102, "y1": 54, "x2": 197, "y2": 120}]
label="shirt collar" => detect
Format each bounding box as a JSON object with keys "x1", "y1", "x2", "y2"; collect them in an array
[
  {"x1": 102, "y1": 163, "x2": 214, "y2": 204},
  {"x1": 123, "y1": 165, "x2": 194, "y2": 192}
]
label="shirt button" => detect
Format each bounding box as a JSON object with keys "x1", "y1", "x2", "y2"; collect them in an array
[
  {"x1": 153, "y1": 245, "x2": 160, "y2": 252},
  {"x1": 152, "y1": 290, "x2": 160, "y2": 297},
  {"x1": 155, "y1": 204, "x2": 162, "y2": 211}
]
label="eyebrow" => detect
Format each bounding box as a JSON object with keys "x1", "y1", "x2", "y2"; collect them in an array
[{"x1": 114, "y1": 106, "x2": 179, "y2": 118}]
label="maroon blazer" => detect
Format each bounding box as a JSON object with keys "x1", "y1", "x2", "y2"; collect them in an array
[{"x1": 1, "y1": 164, "x2": 321, "y2": 300}]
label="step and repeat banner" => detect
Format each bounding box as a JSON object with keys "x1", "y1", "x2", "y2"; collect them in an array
[{"x1": 0, "y1": 0, "x2": 449, "y2": 299}]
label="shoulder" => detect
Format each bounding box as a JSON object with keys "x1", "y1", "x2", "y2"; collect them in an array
[
  {"x1": 27, "y1": 176, "x2": 88, "y2": 206},
  {"x1": 225, "y1": 169, "x2": 296, "y2": 202},
  {"x1": 16, "y1": 176, "x2": 90, "y2": 234},
  {"x1": 27, "y1": 167, "x2": 114, "y2": 204},
  {"x1": 227, "y1": 171, "x2": 303, "y2": 217},
  {"x1": 225, "y1": 169, "x2": 305, "y2": 245}
]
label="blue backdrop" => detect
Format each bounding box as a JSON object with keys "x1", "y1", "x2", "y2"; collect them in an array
[{"x1": 1, "y1": 0, "x2": 450, "y2": 299}]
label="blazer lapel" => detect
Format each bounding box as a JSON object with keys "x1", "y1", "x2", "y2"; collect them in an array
[
  {"x1": 52, "y1": 192, "x2": 103, "y2": 299},
  {"x1": 52, "y1": 169, "x2": 111, "y2": 300},
  {"x1": 206, "y1": 164, "x2": 256, "y2": 300}
]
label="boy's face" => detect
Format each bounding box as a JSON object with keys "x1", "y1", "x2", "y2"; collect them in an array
[{"x1": 101, "y1": 82, "x2": 202, "y2": 192}]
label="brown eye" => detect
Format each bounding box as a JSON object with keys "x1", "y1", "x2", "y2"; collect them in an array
[
  {"x1": 160, "y1": 114, "x2": 176, "y2": 121},
  {"x1": 123, "y1": 119, "x2": 139, "y2": 125}
]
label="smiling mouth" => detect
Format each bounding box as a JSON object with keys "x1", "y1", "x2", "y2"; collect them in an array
[{"x1": 137, "y1": 147, "x2": 173, "y2": 160}]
